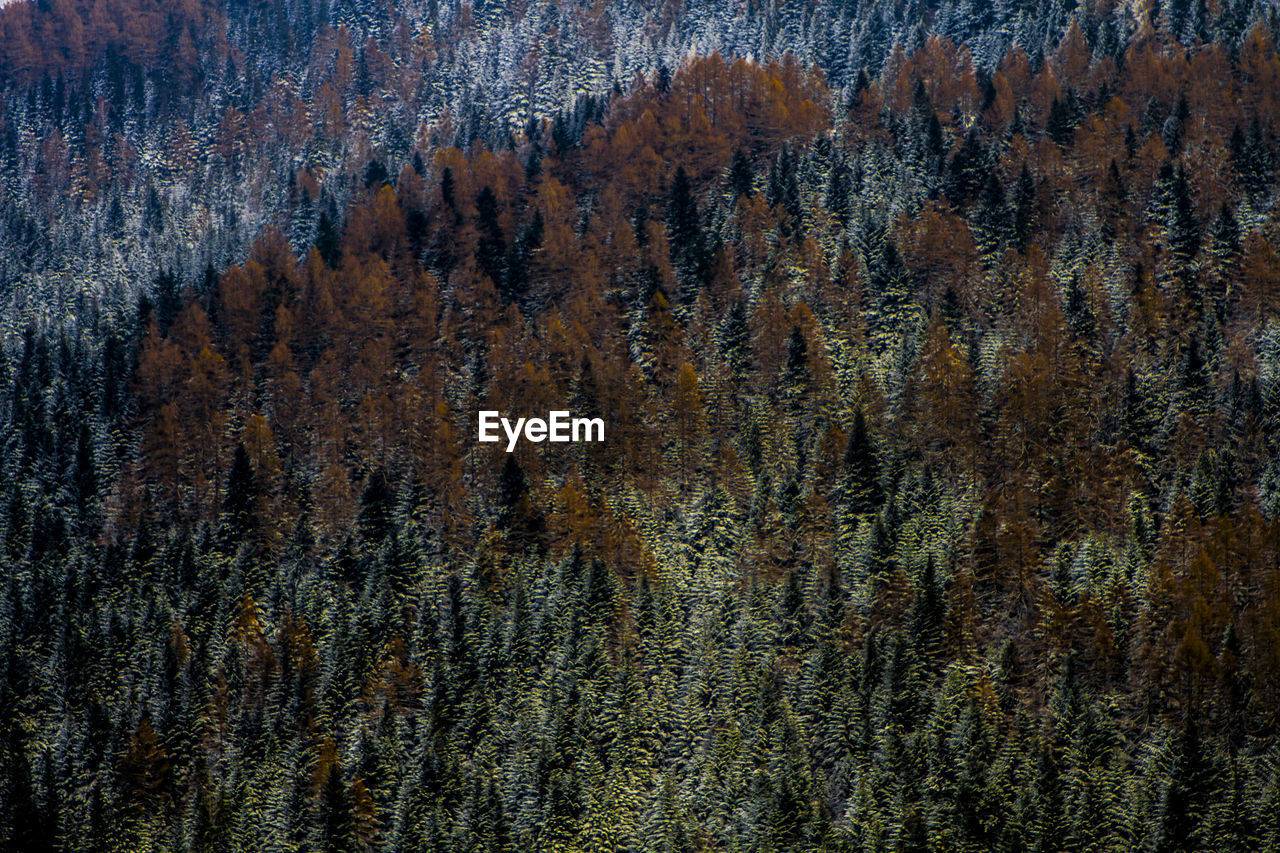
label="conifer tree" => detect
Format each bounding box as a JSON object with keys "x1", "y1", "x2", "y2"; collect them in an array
[{"x1": 841, "y1": 409, "x2": 884, "y2": 516}]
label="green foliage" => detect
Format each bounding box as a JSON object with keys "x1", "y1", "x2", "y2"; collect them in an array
[{"x1": 4, "y1": 8, "x2": 1280, "y2": 851}]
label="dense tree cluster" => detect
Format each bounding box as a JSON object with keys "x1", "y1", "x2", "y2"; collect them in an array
[
  {"x1": 4, "y1": 1, "x2": 1280, "y2": 851},
  {"x1": 3, "y1": 0, "x2": 1279, "y2": 325}
]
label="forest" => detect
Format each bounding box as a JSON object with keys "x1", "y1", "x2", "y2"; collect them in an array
[{"x1": 3, "y1": 0, "x2": 1280, "y2": 850}]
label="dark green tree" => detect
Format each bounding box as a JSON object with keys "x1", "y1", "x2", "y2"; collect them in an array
[
  {"x1": 729, "y1": 148, "x2": 754, "y2": 199},
  {"x1": 842, "y1": 409, "x2": 884, "y2": 516}
]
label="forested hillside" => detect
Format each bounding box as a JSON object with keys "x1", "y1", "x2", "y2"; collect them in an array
[
  {"x1": 1, "y1": 0, "x2": 1277, "y2": 324},
  {"x1": 4, "y1": 0, "x2": 1280, "y2": 850}
]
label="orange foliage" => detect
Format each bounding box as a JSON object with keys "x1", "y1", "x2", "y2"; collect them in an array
[{"x1": 587, "y1": 53, "x2": 829, "y2": 198}]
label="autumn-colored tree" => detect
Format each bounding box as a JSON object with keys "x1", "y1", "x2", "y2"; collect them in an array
[
  {"x1": 672, "y1": 362, "x2": 705, "y2": 488},
  {"x1": 910, "y1": 317, "x2": 978, "y2": 474},
  {"x1": 122, "y1": 715, "x2": 171, "y2": 811}
]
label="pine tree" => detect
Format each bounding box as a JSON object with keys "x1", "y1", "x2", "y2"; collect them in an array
[
  {"x1": 729, "y1": 148, "x2": 754, "y2": 199},
  {"x1": 783, "y1": 325, "x2": 809, "y2": 403},
  {"x1": 473, "y1": 185, "x2": 505, "y2": 291},
  {"x1": 666, "y1": 165, "x2": 707, "y2": 291},
  {"x1": 841, "y1": 409, "x2": 884, "y2": 516},
  {"x1": 223, "y1": 443, "x2": 257, "y2": 539},
  {"x1": 720, "y1": 301, "x2": 752, "y2": 376},
  {"x1": 1012, "y1": 163, "x2": 1036, "y2": 249},
  {"x1": 315, "y1": 756, "x2": 356, "y2": 853},
  {"x1": 358, "y1": 468, "x2": 396, "y2": 543},
  {"x1": 909, "y1": 554, "x2": 944, "y2": 656},
  {"x1": 1154, "y1": 718, "x2": 1215, "y2": 853},
  {"x1": 826, "y1": 160, "x2": 853, "y2": 228},
  {"x1": 767, "y1": 145, "x2": 803, "y2": 240},
  {"x1": 945, "y1": 128, "x2": 989, "y2": 205},
  {"x1": 973, "y1": 170, "x2": 1010, "y2": 256}
]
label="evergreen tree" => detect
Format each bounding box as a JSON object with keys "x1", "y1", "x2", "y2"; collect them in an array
[
  {"x1": 973, "y1": 170, "x2": 1010, "y2": 255},
  {"x1": 1154, "y1": 719, "x2": 1214, "y2": 853},
  {"x1": 767, "y1": 145, "x2": 803, "y2": 239},
  {"x1": 358, "y1": 468, "x2": 396, "y2": 543},
  {"x1": 842, "y1": 409, "x2": 884, "y2": 516},
  {"x1": 827, "y1": 160, "x2": 853, "y2": 228},
  {"x1": 729, "y1": 148, "x2": 754, "y2": 199},
  {"x1": 223, "y1": 443, "x2": 257, "y2": 538},
  {"x1": 476, "y1": 185, "x2": 508, "y2": 294},
  {"x1": 666, "y1": 165, "x2": 707, "y2": 287}
]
